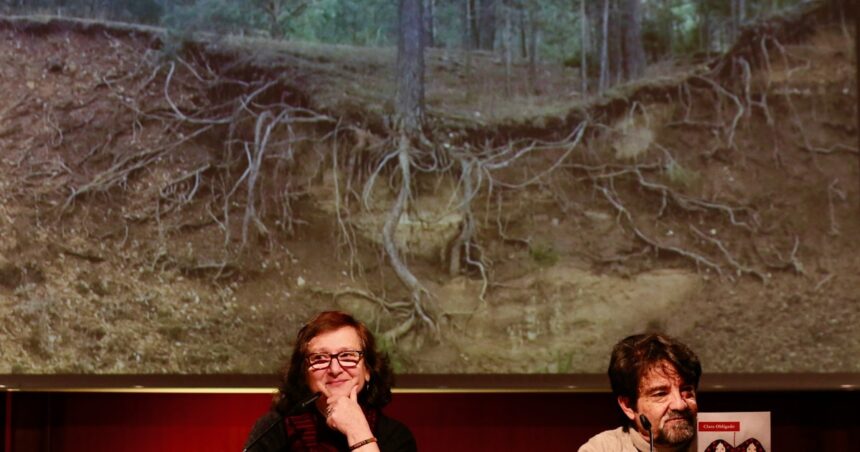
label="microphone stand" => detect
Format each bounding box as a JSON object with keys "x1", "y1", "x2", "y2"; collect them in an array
[
  {"x1": 639, "y1": 414, "x2": 654, "y2": 452},
  {"x1": 242, "y1": 392, "x2": 321, "y2": 452}
]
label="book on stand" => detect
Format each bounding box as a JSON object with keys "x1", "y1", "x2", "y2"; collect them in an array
[{"x1": 697, "y1": 411, "x2": 770, "y2": 452}]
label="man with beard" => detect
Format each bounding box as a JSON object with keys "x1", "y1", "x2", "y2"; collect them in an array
[{"x1": 579, "y1": 333, "x2": 701, "y2": 452}]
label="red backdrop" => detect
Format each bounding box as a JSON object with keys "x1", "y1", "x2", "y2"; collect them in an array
[{"x1": 2, "y1": 390, "x2": 858, "y2": 451}]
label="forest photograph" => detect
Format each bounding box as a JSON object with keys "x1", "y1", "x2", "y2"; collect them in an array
[{"x1": 0, "y1": 0, "x2": 857, "y2": 378}]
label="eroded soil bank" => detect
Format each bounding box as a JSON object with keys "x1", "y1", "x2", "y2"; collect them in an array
[{"x1": 0, "y1": 13, "x2": 857, "y2": 376}]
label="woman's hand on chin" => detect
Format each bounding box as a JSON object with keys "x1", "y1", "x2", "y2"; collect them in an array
[{"x1": 325, "y1": 384, "x2": 373, "y2": 443}]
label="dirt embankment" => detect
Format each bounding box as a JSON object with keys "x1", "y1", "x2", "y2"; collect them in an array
[{"x1": 0, "y1": 9, "x2": 857, "y2": 376}]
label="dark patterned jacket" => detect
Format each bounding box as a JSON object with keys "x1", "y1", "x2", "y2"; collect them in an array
[{"x1": 244, "y1": 409, "x2": 417, "y2": 452}]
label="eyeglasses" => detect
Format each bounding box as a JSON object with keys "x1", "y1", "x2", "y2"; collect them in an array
[{"x1": 306, "y1": 350, "x2": 364, "y2": 370}]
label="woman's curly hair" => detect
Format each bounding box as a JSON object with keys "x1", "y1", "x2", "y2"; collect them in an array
[{"x1": 272, "y1": 311, "x2": 394, "y2": 415}]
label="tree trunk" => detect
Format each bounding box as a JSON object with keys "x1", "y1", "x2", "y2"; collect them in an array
[
  {"x1": 266, "y1": 0, "x2": 283, "y2": 39},
  {"x1": 580, "y1": 0, "x2": 589, "y2": 96},
  {"x1": 622, "y1": 0, "x2": 645, "y2": 80},
  {"x1": 599, "y1": 0, "x2": 610, "y2": 93},
  {"x1": 700, "y1": 7, "x2": 711, "y2": 56},
  {"x1": 503, "y1": 0, "x2": 514, "y2": 96},
  {"x1": 519, "y1": 7, "x2": 528, "y2": 59},
  {"x1": 468, "y1": 0, "x2": 480, "y2": 49},
  {"x1": 463, "y1": 0, "x2": 474, "y2": 101},
  {"x1": 658, "y1": 0, "x2": 674, "y2": 59},
  {"x1": 730, "y1": 0, "x2": 738, "y2": 43},
  {"x1": 424, "y1": 0, "x2": 436, "y2": 48},
  {"x1": 527, "y1": 5, "x2": 539, "y2": 95},
  {"x1": 396, "y1": 0, "x2": 425, "y2": 133},
  {"x1": 855, "y1": 0, "x2": 859, "y2": 206},
  {"x1": 390, "y1": 0, "x2": 433, "y2": 333},
  {"x1": 478, "y1": 0, "x2": 498, "y2": 50},
  {"x1": 609, "y1": 2, "x2": 624, "y2": 85}
]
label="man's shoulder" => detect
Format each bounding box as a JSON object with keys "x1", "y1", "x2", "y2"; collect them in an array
[{"x1": 578, "y1": 427, "x2": 639, "y2": 452}]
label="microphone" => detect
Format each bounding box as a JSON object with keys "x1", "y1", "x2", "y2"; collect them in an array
[
  {"x1": 290, "y1": 391, "x2": 323, "y2": 415},
  {"x1": 242, "y1": 392, "x2": 321, "y2": 452},
  {"x1": 639, "y1": 414, "x2": 654, "y2": 452}
]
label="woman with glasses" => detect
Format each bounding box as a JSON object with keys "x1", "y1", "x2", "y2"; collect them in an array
[{"x1": 244, "y1": 311, "x2": 417, "y2": 451}]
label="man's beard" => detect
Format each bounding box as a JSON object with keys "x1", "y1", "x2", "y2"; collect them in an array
[{"x1": 655, "y1": 409, "x2": 696, "y2": 445}]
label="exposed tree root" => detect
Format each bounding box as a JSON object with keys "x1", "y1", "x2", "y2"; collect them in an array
[{"x1": 379, "y1": 134, "x2": 436, "y2": 340}]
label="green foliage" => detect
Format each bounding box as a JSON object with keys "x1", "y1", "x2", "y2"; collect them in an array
[
  {"x1": 375, "y1": 332, "x2": 409, "y2": 374},
  {"x1": 126, "y1": 0, "x2": 165, "y2": 24},
  {"x1": 641, "y1": 0, "x2": 680, "y2": 61},
  {"x1": 533, "y1": 2, "x2": 580, "y2": 63},
  {"x1": 429, "y1": 0, "x2": 466, "y2": 49},
  {"x1": 664, "y1": 160, "x2": 700, "y2": 189},
  {"x1": 529, "y1": 242, "x2": 559, "y2": 267},
  {"x1": 161, "y1": 0, "x2": 262, "y2": 37},
  {"x1": 287, "y1": 0, "x2": 397, "y2": 45},
  {"x1": 4, "y1": 0, "x2": 813, "y2": 61},
  {"x1": 545, "y1": 350, "x2": 574, "y2": 373},
  {"x1": 158, "y1": 30, "x2": 186, "y2": 62},
  {"x1": 563, "y1": 51, "x2": 601, "y2": 78}
]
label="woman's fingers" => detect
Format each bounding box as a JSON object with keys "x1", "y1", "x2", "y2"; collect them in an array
[{"x1": 325, "y1": 385, "x2": 369, "y2": 435}]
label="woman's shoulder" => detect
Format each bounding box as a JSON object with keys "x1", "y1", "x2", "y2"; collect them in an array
[{"x1": 376, "y1": 413, "x2": 417, "y2": 452}]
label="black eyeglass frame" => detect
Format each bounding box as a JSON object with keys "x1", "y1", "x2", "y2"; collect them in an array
[{"x1": 305, "y1": 350, "x2": 365, "y2": 370}]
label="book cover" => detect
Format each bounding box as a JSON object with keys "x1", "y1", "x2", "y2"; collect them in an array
[{"x1": 697, "y1": 412, "x2": 771, "y2": 452}]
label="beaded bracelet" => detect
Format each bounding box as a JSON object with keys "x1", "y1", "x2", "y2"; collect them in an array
[{"x1": 349, "y1": 437, "x2": 377, "y2": 450}]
